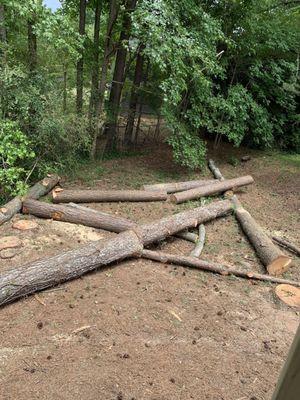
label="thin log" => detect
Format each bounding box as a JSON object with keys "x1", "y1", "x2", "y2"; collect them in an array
[
  {"x1": 208, "y1": 159, "x2": 225, "y2": 181},
  {"x1": 22, "y1": 199, "x2": 135, "y2": 233},
  {"x1": 52, "y1": 189, "x2": 168, "y2": 203},
  {"x1": 141, "y1": 250, "x2": 300, "y2": 287},
  {"x1": 175, "y1": 231, "x2": 198, "y2": 243},
  {"x1": 0, "y1": 200, "x2": 232, "y2": 306},
  {"x1": 232, "y1": 196, "x2": 292, "y2": 276},
  {"x1": 143, "y1": 179, "x2": 216, "y2": 194},
  {"x1": 272, "y1": 236, "x2": 300, "y2": 257},
  {"x1": 170, "y1": 175, "x2": 254, "y2": 204},
  {"x1": 190, "y1": 224, "x2": 205, "y2": 257},
  {"x1": 0, "y1": 174, "x2": 60, "y2": 226}
]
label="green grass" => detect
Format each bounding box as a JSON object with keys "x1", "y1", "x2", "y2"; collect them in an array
[{"x1": 63, "y1": 159, "x2": 106, "y2": 185}]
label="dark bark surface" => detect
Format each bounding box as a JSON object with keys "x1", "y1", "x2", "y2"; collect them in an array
[{"x1": 76, "y1": 0, "x2": 86, "y2": 114}]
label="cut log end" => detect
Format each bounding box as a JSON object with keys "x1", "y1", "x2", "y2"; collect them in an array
[{"x1": 267, "y1": 256, "x2": 292, "y2": 276}]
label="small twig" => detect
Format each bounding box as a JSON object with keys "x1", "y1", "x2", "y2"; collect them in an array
[{"x1": 34, "y1": 294, "x2": 46, "y2": 306}]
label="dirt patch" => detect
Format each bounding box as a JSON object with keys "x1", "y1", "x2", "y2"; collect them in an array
[{"x1": 0, "y1": 143, "x2": 299, "y2": 400}]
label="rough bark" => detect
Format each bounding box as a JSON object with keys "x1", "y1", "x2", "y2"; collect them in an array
[
  {"x1": 0, "y1": 175, "x2": 60, "y2": 226},
  {"x1": 124, "y1": 44, "x2": 145, "y2": 146},
  {"x1": 190, "y1": 224, "x2": 205, "y2": 257},
  {"x1": 272, "y1": 236, "x2": 300, "y2": 258},
  {"x1": 63, "y1": 63, "x2": 67, "y2": 113},
  {"x1": 89, "y1": 0, "x2": 102, "y2": 120},
  {"x1": 0, "y1": 231, "x2": 143, "y2": 306},
  {"x1": 134, "y1": 199, "x2": 232, "y2": 246},
  {"x1": 52, "y1": 189, "x2": 168, "y2": 203},
  {"x1": 92, "y1": 0, "x2": 119, "y2": 158},
  {"x1": 104, "y1": 0, "x2": 137, "y2": 150},
  {"x1": 232, "y1": 196, "x2": 292, "y2": 276},
  {"x1": 170, "y1": 175, "x2": 254, "y2": 204},
  {"x1": 143, "y1": 179, "x2": 216, "y2": 194},
  {"x1": 76, "y1": 0, "x2": 86, "y2": 114},
  {"x1": 0, "y1": 199, "x2": 232, "y2": 305},
  {"x1": 23, "y1": 199, "x2": 135, "y2": 233},
  {"x1": 208, "y1": 159, "x2": 225, "y2": 181},
  {"x1": 141, "y1": 250, "x2": 300, "y2": 287}
]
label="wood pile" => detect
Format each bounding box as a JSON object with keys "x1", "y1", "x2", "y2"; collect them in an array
[{"x1": 0, "y1": 160, "x2": 298, "y2": 307}]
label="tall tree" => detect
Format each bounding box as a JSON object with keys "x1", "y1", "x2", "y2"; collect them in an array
[
  {"x1": 89, "y1": 0, "x2": 102, "y2": 120},
  {"x1": 27, "y1": 15, "x2": 37, "y2": 74},
  {"x1": 104, "y1": 0, "x2": 137, "y2": 150},
  {"x1": 91, "y1": 0, "x2": 119, "y2": 158},
  {"x1": 76, "y1": 0, "x2": 86, "y2": 114}
]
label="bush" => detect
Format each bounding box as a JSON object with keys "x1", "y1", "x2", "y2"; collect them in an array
[{"x1": 0, "y1": 119, "x2": 35, "y2": 198}]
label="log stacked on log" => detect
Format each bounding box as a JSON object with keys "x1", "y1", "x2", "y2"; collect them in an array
[
  {"x1": 0, "y1": 174, "x2": 60, "y2": 226},
  {"x1": 52, "y1": 188, "x2": 168, "y2": 203},
  {"x1": 0, "y1": 200, "x2": 233, "y2": 305},
  {"x1": 143, "y1": 179, "x2": 216, "y2": 193},
  {"x1": 170, "y1": 175, "x2": 254, "y2": 204}
]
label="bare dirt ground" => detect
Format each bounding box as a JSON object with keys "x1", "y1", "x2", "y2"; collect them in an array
[{"x1": 0, "y1": 143, "x2": 299, "y2": 400}]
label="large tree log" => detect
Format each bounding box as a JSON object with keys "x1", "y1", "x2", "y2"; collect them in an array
[
  {"x1": 272, "y1": 236, "x2": 300, "y2": 258},
  {"x1": 232, "y1": 196, "x2": 292, "y2": 276},
  {"x1": 0, "y1": 175, "x2": 60, "y2": 226},
  {"x1": 143, "y1": 179, "x2": 216, "y2": 194},
  {"x1": 0, "y1": 200, "x2": 232, "y2": 306},
  {"x1": 52, "y1": 188, "x2": 168, "y2": 203},
  {"x1": 22, "y1": 199, "x2": 136, "y2": 233},
  {"x1": 0, "y1": 231, "x2": 143, "y2": 306},
  {"x1": 170, "y1": 175, "x2": 254, "y2": 204},
  {"x1": 141, "y1": 250, "x2": 300, "y2": 287}
]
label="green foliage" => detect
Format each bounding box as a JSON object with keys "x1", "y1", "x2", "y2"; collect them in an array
[{"x1": 0, "y1": 120, "x2": 35, "y2": 196}]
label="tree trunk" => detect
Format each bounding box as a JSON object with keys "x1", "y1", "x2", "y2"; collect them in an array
[
  {"x1": 124, "y1": 44, "x2": 145, "y2": 146},
  {"x1": 232, "y1": 196, "x2": 292, "y2": 276},
  {"x1": 52, "y1": 189, "x2": 168, "y2": 203},
  {"x1": 0, "y1": 199, "x2": 232, "y2": 306},
  {"x1": 91, "y1": 0, "x2": 119, "y2": 159},
  {"x1": 89, "y1": 0, "x2": 102, "y2": 120},
  {"x1": 0, "y1": 175, "x2": 60, "y2": 226},
  {"x1": 141, "y1": 250, "x2": 300, "y2": 287},
  {"x1": 63, "y1": 63, "x2": 67, "y2": 113},
  {"x1": 76, "y1": 0, "x2": 86, "y2": 114},
  {"x1": 170, "y1": 175, "x2": 254, "y2": 204},
  {"x1": 104, "y1": 0, "x2": 137, "y2": 150},
  {"x1": 23, "y1": 199, "x2": 136, "y2": 233},
  {"x1": 143, "y1": 179, "x2": 217, "y2": 194},
  {"x1": 0, "y1": 4, "x2": 7, "y2": 61},
  {"x1": 272, "y1": 236, "x2": 300, "y2": 257}
]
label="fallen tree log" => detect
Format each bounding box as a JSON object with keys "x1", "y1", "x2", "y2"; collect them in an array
[
  {"x1": 141, "y1": 250, "x2": 300, "y2": 287},
  {"x1": 175, "y1": 231, "x2": 198, "y2": 243},
  {"x1": 190, "y1": 224, "x2": 205, "y2": 257},
  {"x1": 0, "y1": 175, "x2": 60, "y2": 226},
  {"x1": 170, "y1": 175, "x2": 254, "y2": 204},
  {"x1": 52, "y1": 188, "x2": 168, "y2": 203},
  {"x1": 208, "y1": 159, "x2": 225, "y2": 181},
  {"x1": 0, "y1": 200, "x2": 232, "y2": 306},
  {"x1": 143, "y1": 179, "x2": 216, "y2": 193},
  {"x1": 22, "y1": 199, "x2": 136, "y2": 233},
  {"x1": 272, "y1": 236, "x2": 300, "y2": 258},
  {"x1": 232, "y1": 196, "x2": 292, "y2": 276}
]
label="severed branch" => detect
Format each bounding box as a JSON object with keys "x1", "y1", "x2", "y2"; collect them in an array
[
  {"x1": 272, "y1": 236, "x2": 300, "y2": 258},
  {"x1": 141, "y1": 250, "x2": 300, "y2": 287},
  {"x1": 190, "y1": 224, "x2": 206, "y2": 257}
]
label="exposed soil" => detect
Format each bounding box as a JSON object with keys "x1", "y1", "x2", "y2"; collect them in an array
[{"x1": 0, "y1": 143, "x2": 299, "y2": 400}]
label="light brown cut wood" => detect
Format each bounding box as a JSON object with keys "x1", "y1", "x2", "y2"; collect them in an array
[
  {"x1": 170, "y1": 175, "x2": 254, "y2": 204},
  {"x1": 232, "y1": 196, "x2": 292, "y2": 276},
  {"x1": 0, "y1": 200, "x2": 232, "y2": 306},
  {"x1": 23, "y1": 199, "x2": 136, "y2": 233},
  {"x1": 143, "y1": 179, "x2": 216, "y2": 194},
  {"x1": 275, "y1": 284, "x2": 300, "y2": 307},
  {"x1": 52, "y1": 189, "x2": 168, "y2": 203},
  {"x1": 141, "y1": 250, "x2": 300, "y2": 287},
  {"x1": 272, "y1": 236, "x2": 300, "y2": 257},
  {"x1": 0, "y1": 174, "x2": 60, "y2": 226}
]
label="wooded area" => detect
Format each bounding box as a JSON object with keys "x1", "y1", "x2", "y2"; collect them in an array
[{"x1": 0, "y1": 0, "x2": 299, "y2": 200}]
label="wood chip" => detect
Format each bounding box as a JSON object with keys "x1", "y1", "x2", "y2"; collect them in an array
[
  {"x1": 275, "y1": 284, "x2": 300, "y2": 307},
  {"x1": 0, "y1": 236, "x2": 22, "y2": 251},
  {"x1": 12, "y1": 220, "x2": 38, "y2": 231}
]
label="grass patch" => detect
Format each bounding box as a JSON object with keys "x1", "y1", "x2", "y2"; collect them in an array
[{"x1": 63, "y1": 159, "x2": 106, "y2": 185}]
